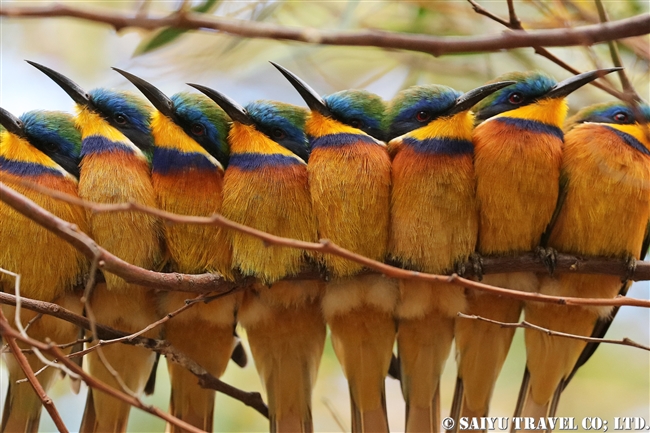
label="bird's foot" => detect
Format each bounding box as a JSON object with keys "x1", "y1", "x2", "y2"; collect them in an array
[
  {"x1": 535, "y1": 246, "x2": 558, "y2": 275},
  {"x1": 623, "y1": 255, "x2": 637, "y2": 283},
  {"x1": 465, "y1": 252, "x2": 484, "y2": 281}
]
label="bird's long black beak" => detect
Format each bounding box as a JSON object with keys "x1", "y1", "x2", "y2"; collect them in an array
[
  {"x1": 112, "y1": 68, "x2": 176, "y2": 119},
  {"x1": 270, "y1": 62, "x2": 332, "y2": 117},
  {"x1": 26, "y1": 60, "x2": 91, "y2": 107},
  {"x1": 448, "y1": 81, "x2": 517, "y2": 115},
  {"x1": 187, "y1": 83, "x2": 253, "y2": 126},
  {"x1": 544, "y1": 67, "x2": 622, "y2": 99},
  {"x1": 0, "y1": 107, "x2": 26, "y2": 138}
]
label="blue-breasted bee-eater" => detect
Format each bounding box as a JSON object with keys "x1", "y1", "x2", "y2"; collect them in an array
[
  {"x1": 385, "y1": 81, "x2": 514, "y2": 433},
  {"x1": 450, "y1": 68, "x2": 620, "y2": 426},
  {"x1": 189, "y1": 83, "x2": 323, "y2": 433},
  {"x1": 273, "y1": 63, "x2": 396, "y2": 433},
  {"x1": 114, "y1": 69, "x2": 241, "y2": 432},
  {"x1": 514, "y1": 101, "x2": 650, "y2": 424},
  {"x1": 0, "y1": 108, "x2": 87, "y2": 433},
  {"x1": 28, "y1": 61, "x2": 163, "y2": 433}
]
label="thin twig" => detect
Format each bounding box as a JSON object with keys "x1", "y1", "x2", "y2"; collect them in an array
[
  {"x1": 0, "y1": 308, "x2": 69, "y2": 433},
  {"x1": 14, "y1": 337, "x2": 92, "y2": 354},
  {"x1": 507, "y1": 0, "x2": 521, "y2": 28},
  {"x1": 72, "y1": 292, "x2": 210, "y2": 360},
  {"x1": 457, "y1": 313, "x2": 650, "y2": 351},
  {"x1": 0, "y1": 3, "x2": 648, "y2": 57},
  {"x1": 22, "y1": 313, "x2": 43, "y2": 333}
]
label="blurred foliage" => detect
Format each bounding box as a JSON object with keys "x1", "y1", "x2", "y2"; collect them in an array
[{"x1": 122, "y1": 0, "x2": 648, "y2": 104}]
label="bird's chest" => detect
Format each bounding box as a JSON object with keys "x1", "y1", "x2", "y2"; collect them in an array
[
  {"x1": 390, "y1": 147, "x2": 478, "y2": 272},
  {"x1": 474, "y1": 121, "x2": 563, "y2": 254},
  {"x1": 550, "y1": 130, "x2": 650, "y2": 257},
  {"x1": 79, "y1": 149, "x2": 161, "y2": 270},
  {"x1": 153, "y1": 165, "x2": 230, "y2": 275},
  {"x1": 308, "y1": 143, "x2": 391, "y2": 271},
  {"x1": 222, "y1": 161, "x2": 317, "y2": 282},
  {"x1": 0, "y1": 173, "x2": 88, "y2": 301}
]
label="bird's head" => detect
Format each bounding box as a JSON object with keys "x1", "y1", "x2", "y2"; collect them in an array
[
  {"x1": 187, "y1": 83, "x2": 309, "y2": 163},
  {"x1": 566, "y1": 101, "x2": 650, "y2": 130},
  {"x1": 27, "y1": 61, "x2": 154, "y2": 159},
  {"x1": 566, "y1": 101, "x2": 650, "y2": 154},
  {"x1": 384, "y1": 82, "x2": 514, "y2": 154},
  {"x1": 0, "y1": 107, "x2": 82, "y2": 179},
  {"x1": 113, "y1": 68, "x2": 230, "y2": 169},
  {"x1": 271, "y1": 63, "x2": 387, "y2": 142},
  {"x1": 474, "y1": 68, "x2": 621, "y2": 127}
]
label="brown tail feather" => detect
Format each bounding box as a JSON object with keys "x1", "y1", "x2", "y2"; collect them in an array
[
  {"x1": 405, "y1": 386, "x2": 440, "y2": 433},
  {"x1": 167, "y1": 362, "x2": 215, "y2": 433},
  {"x1": 1, "y1": 382, "x2": 41, "y2": 433}
]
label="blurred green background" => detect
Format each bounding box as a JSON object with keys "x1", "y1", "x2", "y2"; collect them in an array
[{"x1": 1, "y1": 0, "x2": 648, "y2": 431}]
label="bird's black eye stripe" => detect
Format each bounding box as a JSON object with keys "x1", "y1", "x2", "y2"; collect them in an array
[
  {"x1": 114, "y1": 113, "x2": 127, "y2": 124},
  {"x1": 272, "y1": 128, "x2": 287, "y2": 139},
  {"x1": 508, "y1": 92, "x2": 524, "y2": 104},
  {"x1": 613, "y1": 112, "x2": 629, "y2": 123}
]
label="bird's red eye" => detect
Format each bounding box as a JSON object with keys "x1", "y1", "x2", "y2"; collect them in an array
[
  {"x1": 508, "y1": 93, "x2": 524, "y2": 104},
  {"x1": 349, "y1": 119, "x2": 362, "y2": 129},
  {"x1": 43, "y1": 142, "x2": 58, "y2": 152},
  {"x1": 272, "y1": 128, "x2": 286, "y2": 140},
  {"x1": 613, "y1": 112, "x2": 628, "y2": 123},
  {"x1": 416, "y1": 111, "x2": 431, "y2": 122},
  {"x1": 114, "y1": 113, "x2": 127, "y2": 125},
  {"x1": 191, "y1": 123, "x2": 205, "y2": 136}
]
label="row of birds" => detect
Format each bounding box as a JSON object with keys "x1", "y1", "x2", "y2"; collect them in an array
[{"x1": 1, "y1": 60, "x2": 649, "y2": 433}]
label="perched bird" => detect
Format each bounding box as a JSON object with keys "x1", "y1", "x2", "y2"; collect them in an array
[
  {"x1": 273, "y1": 63, "x2": 396, "y2": 433},
  {"x1": 385, "y1": 81, "x2": 513, "y2": 433},
  {"x1": 450, "y1": 68, "x2": 619, "y2": 426},
  {"x1": 28, "y1": 61, "x2": 163, "y2": 433},
  {"x1": 189, "y1": 83, "x2": 323, "y2": 433},
  {"x1": 114, "y1": 69, "x2": 240, "y2": 433},
  {"x1": 514, "y1": 101, "x2": 650, "y2": 423},
  {"x1": 0, "y1": 108, "x2": 88, "y2": 433}
]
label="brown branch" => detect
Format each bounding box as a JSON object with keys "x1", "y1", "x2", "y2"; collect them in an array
[
  {"x1": 0, "y1": 308, "x2": 69, "y2": 433},
  {"x1": 2, "y1": 181, "x2": 650, "y2": 309},
  {"x1": 0, "y1": 291, "x2": 270, "y2": 418},
  {"x1": 457, "y1": 312, "x2": 650, "y2": 351},
  {"x1": 465, "y1": 0, "x2": 627, "y2": 99},
  {"x1": 0, "y1": 3, "x2": 648, "y2": 57}
]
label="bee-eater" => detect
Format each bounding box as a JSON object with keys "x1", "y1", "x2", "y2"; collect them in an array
[
  {"x1": 28, "y1": 61, "x2": 163, "y2": 433},
  {"x1": 0, "y1": 108, "x2": 87, "y2": 433},
  {"x1": 385, "y1": 81, "x2": 514, "y2": 433},
  {"x1": 450, "y1": 68, "x2": 620, "y2": 426},
  {"x1": 514, "y1": 101, "x2": 650, "y2": 424},
  {"x1": 113, "y1": 69, "x2": 241, "y2": 432},
  {"x1": 272, "y1": 63, "x2": 396, "y2": 433},
  {"x1": 188, "y1": 83, "x2": 323, "y2": 433}
]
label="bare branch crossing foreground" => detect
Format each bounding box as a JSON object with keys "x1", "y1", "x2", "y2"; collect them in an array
[
  {"x1": 0, "y1": 290, "x2": 270, "y2": 419},
  {"x1": 2, "y1": 181, "x2": 650, "y2": 309},
  {"x1": 0, "y1": 3, "x2": 649, "y2": 57}
]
